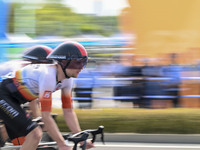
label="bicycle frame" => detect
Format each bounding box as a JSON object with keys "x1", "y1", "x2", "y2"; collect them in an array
[{"x1": 1, "y1": 126, "x2": 105, "y2": 150}]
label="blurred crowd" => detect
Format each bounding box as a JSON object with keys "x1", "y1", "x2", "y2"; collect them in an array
[{"x1": 73, "y1": 53, "x2": 200, "y2": 109}]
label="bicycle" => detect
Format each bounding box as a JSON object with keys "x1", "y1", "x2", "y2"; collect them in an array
[{"x1": 0, "y1": 124, "x2": 105, "y2": 150}]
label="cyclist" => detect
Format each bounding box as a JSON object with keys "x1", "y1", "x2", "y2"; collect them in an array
[
  {"x1": 0, "y1": 41, "x2": 94, "y2": 150},
  {"x1": 0, "y1": 45, "x2": 53, "y2": 118},
  {"x1": 0, "y1": 45, "x2": 53, "y2": 77},
  {"x1": 0, "y1": 45, "x2": 53, "y2": 147},
  {"x1": 22, "y1": 45, "x2": 53, "y2": 118}
]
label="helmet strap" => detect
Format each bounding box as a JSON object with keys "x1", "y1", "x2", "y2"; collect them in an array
[{"x1": 58, "y1": 60, "x2": 71, "y2": 78}]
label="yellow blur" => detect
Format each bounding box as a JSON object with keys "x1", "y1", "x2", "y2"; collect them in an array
[{"x1": 119, "y1": 0, "x2": 200, "y2": 65}]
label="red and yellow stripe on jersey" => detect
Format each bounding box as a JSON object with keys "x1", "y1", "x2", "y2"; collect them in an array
[{"x1": 12, "y1": 70, "x2": 38, "y2": 101}]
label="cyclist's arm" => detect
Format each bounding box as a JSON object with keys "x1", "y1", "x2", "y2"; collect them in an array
[
  {"x1": 39, "y1": 70, "x2": 70, "y2": 149},
  {"x1": 61, "y1": 80, "x2": 81, "y2": 133},
  {"x1": 40, "y1": 91, "x2": 69, "y2": 148},
  {"x1": 41, "y1": 111, "x2": 67, "y2": 147},
  {"x1": 29, "y1": 100, "x2": 40, "y2": 118},
  {"x1": 63, "y1": 108, "x2": 81, "y2": 133},
  {"x1": 61, "y1": 87, "x2": 94, "y2": 149}
]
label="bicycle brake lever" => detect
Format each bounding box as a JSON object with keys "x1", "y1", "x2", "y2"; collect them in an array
[
  {"x1": 62, "y1": 134, "x2": 71, "y2": 140},
  {"x1": 91, "y1": 126, "x2": 104, "y2": 144},
  {"x1": 91, "y1": 132, "x2": 96, "y2": 143},
  {"x1": 68, "y1": 132, "x2": 89, "y2": 150},
  {"x1": 101, "y1": 131, "x2": 105, "y2": 144},
  {"x1": 79, "y1": 140, "x2": 86, "y2": 150}
]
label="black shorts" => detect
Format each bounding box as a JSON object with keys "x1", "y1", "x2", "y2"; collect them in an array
[{"x1": 0, "y1": 79, "x2": 38, "y2": 140}]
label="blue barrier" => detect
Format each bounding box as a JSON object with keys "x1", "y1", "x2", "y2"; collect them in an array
[{"x1": 0, "y1": 38, "x2": 129, "y2": 48}]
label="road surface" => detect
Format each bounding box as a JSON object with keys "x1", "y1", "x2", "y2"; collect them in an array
[{"x1": 93, "y1": 142, "x2": 200, "y2": 150}]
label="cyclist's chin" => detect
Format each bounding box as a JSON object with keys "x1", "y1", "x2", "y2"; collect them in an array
[{"x1": 70, "y1": 73, "x2": 79, "y2": 78}]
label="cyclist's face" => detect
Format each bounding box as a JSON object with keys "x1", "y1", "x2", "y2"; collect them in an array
[
  {"x1": 59, "y1": 58, "x2": 88, "y2": 78},
  {"x1": 65, "y1": 68, "x2": 82, "y2": 78}
]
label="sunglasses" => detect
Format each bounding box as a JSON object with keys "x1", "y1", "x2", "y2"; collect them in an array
[{"x1": 60, "y1": 57, "x2": 88, "y2": 69}]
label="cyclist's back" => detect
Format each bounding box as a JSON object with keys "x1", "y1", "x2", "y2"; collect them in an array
[{"x1": 0, "y1": 60, "x2": 30, "y2": 77}]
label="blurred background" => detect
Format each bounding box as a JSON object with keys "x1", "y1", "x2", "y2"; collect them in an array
[{"x1": 1, "y1": 0, "x2": 200, "y2": 109}]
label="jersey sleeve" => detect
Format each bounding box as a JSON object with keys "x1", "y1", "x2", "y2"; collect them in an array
[
  {"x1": 39, "y1": 66, "x2": 56, "y2": 112},
  {"x1": 40, "y1": 90, "x2": 52, "y2": 112},
  {"x1": 61, "y1": 89, "x2": 73, "y2": 108},
  {"x1": 61, "y1": 78, "x2": 73, "y2": 108}
]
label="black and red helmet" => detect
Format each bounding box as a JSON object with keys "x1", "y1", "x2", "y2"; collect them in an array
[
  {"x1": 47, "y1": 41, "x2": 88, "y2": 60},
  {"x1": 47, "y1": 41, "x2": 88, "y2": 78},
  {"x1": 23, "y1": 45, "x2": 53, "y2": 63}
]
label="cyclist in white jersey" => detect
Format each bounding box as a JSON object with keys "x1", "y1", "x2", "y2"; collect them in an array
[
  {"x1": 0, "y1": 45, "x2": 53, "y2": 77},
  {"x1": 0, "y1": 45, "x2": 53, "y2": 118},
  {"x1": 21, "y1": 45, "x2": 53, "y2": 118},
  {"x1": 0, "y1": 41, "x2": 93, "y2": 150},
  {"x1": 0, "y1": 45, "x2": 53, "y2": 146}
]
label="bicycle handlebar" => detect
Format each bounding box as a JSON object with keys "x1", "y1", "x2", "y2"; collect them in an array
[
  {"x1": 80, "y1": 125, "x2": 105, "y2": 144},
  {"x1": 33, "y1": 117, "x2": 104, "y2": 150},
  {"x1": 63, "y1": 126, "x2": 105, "y2": 150},
  {"x1": 68, "y1": 132, "x2": 89, "y2": 150}
]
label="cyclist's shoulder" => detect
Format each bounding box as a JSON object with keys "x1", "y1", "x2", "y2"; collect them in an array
[
  {"x1": 22, "y1": 63, "x2": 56, "y2": 72},
  {"x1": 37, "y1": 64, "x2": 57, "y2": 82},
  {"x1": 63, "y1": 77, "x2": 73, "y2": 85},
  {"x1": 16, "y1": 64, "x2": 56, "y2": 82},
  {"x1": 57, "y1": 78, "x2": 73, "y2": 91},
  {"x1": 0, "y1": 60, "x2": 27, "y2": 71}
]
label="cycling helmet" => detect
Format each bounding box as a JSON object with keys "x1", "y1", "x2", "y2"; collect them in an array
[
  {"x1": 23, "y1": 45, "x2": 53, "y2": 63},
  {"x1": 47, "y1": 41, "x2": 88, "y2": 78}
]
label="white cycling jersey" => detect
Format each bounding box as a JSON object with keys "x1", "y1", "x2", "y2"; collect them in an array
[{"x1": 4, "y1": 64, "x2": 73, "y2": 111}]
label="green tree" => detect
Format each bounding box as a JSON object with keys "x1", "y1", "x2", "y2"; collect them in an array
[{"x1": 8, "y1": 2, "x2": 119, "y2": 37}]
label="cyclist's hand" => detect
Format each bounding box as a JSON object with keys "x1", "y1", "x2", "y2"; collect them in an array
[
  {"x1": 58, "y1": 144, "x2": 72, "y2": 150},
  {"x1": 80, "y1": 139, "x2": 95, "y2": 149},
  {"x1": 86, "y1": 139, "x2": 95, "y2": 149}
]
